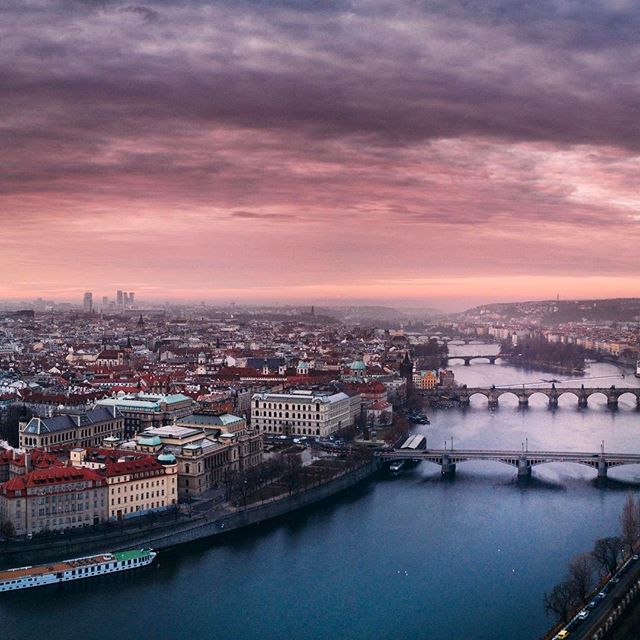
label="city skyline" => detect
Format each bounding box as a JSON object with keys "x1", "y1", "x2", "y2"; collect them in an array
[{"x1": 2, "y1": 1, "x2": 639, "y2": 308}]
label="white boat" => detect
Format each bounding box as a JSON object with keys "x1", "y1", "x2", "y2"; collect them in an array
[
  {"x1": 0, "y1": 548, "x2": 156, "y2": 592},
  {"x1": 389, "y1": 460, "x2": 405, "y2": 475}
]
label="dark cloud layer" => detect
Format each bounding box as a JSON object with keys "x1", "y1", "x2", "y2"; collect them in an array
[
  {"x1": 2, "y1": 0, "x2": 638, "y2": 151},
  {"x1": 0, "y1": 0, "x2": 638, "y2": 300}
]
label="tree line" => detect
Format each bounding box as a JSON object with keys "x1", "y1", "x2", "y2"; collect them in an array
[
  {"x1": 544, "y1": 493, "x2": 640, "y2": 622},
  {"x1": 502, "y1": 336, "x2": 586, "y2": 371},
  {"x1": 222, "y1": 447, "x2": 373, "y2": 506}
]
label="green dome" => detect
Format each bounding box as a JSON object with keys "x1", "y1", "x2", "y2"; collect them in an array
[
  {"x1": 157, "y1": 453, "x2": 176, "y2": 464},
  {"x1": 350, "y1": 361, "x2": 366, "y2": 370}
]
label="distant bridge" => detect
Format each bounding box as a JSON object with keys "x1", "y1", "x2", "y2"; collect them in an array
[
  {"x1": 445, "y1": 354, "x2": 502, "y2": 366},
  {"x1": 376, "y1": 447, "x2": 640, "y2": 479},
  {"x1": 427, "y1": 337, "x2": 496, "y2": 346},
  {"x1": 457, "y1": 385, "x2": 640, "y2": 409}
]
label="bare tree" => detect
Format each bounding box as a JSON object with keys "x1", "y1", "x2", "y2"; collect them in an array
[
  {"x1": 221, "y1": 468, "x2": 239, "y2": 502},
  {"x1": 0, "y1": 519, "x2": 16, "y2": 538},
  {"x1": 544, "y1": 581, "x2": 577, "y2": 622},
  {"x1": 567, "y1": 552, "x2": 595, "y2": 604},
  {"x1": 592, "y1": 537, "x2": 623, "y2": 576},
  {"x1": 280, "y1": 452, "x2": 303, "y2": 494},
  {"x1": 621, "y1": 492, "x2": 639, "y2": 553}
]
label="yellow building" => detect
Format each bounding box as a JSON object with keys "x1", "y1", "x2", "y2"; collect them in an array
[
  {"x1": 412, "y1": 370, "x2": 438, "y2": 390},
  {"x1": 70, "y1": 448, "x2": 177, "y2": 521}
]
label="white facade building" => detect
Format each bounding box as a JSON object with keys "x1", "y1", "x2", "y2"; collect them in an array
[{"x1": 251, "y1": 390, "x2": 353, "y2": 437}]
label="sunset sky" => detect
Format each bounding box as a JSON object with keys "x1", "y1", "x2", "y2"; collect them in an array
[{"x1": 1, "y1": 0, "x2": 639, "y2": 309}]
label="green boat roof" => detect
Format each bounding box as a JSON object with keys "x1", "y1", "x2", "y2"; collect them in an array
[{"x1": 113, "y1": 549, "x2": 153, "y2": 562}]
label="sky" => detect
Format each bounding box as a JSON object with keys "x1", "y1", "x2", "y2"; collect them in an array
[{"x1": 1, "y1": 0, "x2": 639, "y2": 310}]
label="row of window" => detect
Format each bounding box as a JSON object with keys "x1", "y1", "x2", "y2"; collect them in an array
[
  {"x1": 255, "y1": 401, "x2": 322, "y2": 411},
  {"x1": 114, "y1": 479, "x2": 164, "y2": 492},
  {"x1": 261, "y1": 425, "x2": 321, "y2": 435},
  {"x1": 34, "y1": 503, "x2": 101, "y2": 516},
  {"x1": 112, "y1": 489, "x2": 166, "y2": 505},
  {"x1": 255, "y1": 411, "x2": 321, "y2": 420}
]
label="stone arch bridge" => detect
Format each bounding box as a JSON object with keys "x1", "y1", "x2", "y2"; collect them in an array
[
  {"x1": 445, "y1": 354, "x2": 501, "y2": 366},
  {"x1": 457, "y1": 385, "x2": 640, "y2": 409}
]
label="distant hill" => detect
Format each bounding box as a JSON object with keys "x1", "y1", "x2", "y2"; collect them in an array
[{"x1": 455, "y1": 298, "x2": 640, "y2": 324}]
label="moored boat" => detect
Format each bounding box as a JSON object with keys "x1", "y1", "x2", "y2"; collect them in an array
[
  {"x1": 635, "y1": 360, "x2": 640, "y2": 379},
  {"x1": 0, "y1": 548, "x2": 157, "y2": 592},
  {"x1": 389, "y1": 460, "x2": 405, "y2": 475}
]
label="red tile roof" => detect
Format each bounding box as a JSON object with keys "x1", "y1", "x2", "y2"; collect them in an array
[
  {"x1": 101, "y1": 456, "x2": 164, "y2": 477},
  {"x1": 1, "y1": 466, "x2": 105, "y2": 495}
]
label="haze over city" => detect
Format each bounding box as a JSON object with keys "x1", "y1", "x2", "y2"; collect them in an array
[{"x1": 2, "y1": 0, "x2": 639, "y2": 308}]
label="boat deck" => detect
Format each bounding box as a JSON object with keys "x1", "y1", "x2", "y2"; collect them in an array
[{"x1": 0, "y1": 554, "x2": 114, "y2": 582}]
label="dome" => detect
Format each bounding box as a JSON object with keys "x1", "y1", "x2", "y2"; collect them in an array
[
  {"x1": 157, "y1": 453, "x2": 177, "y2": 465},
  {"x1": 350, "y1": 361, "x2": 366, "y2": 370}
]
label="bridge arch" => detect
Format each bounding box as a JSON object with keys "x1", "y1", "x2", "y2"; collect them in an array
[
  {"x1": 495, "y1": 391, "x2": 520, "y2": 403},
  {"x1": 448, "y1": 458, "x2": 520, "y2": 471},
  {"x1": 529, "y1": 460, "x2": 600, "y2": 475},
  {"x1": 584, "y1": 391, "x2": 609, "y2": 406},
  {"x1": 468, "y1": 391, "x2": 490, "y2": 402},
  {"x1": 616, "y1": 391, "x2": 639, "y2": 409},
  {"x1": 556, "y1": 390, "x2": 580, "y2": 400},
  {"x1": 527, "y1": 391, "x2": 551, "y2": 402}
]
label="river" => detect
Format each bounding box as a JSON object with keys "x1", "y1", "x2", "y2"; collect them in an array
[{"x1": 1, "y1": 349, "x2": 639, "y2": 640}]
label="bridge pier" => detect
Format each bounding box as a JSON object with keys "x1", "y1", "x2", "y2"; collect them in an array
[
  {"x1": 441, "y1": 455, "x2": 456, "y2": 477},
  {"x1": 549, "y1": 396, "x2": 558, "y2": 409},
  {"x1": 578, "y1": 395, "x2": 588, "y2": 409},
  {"x1": 517, "y1": 458, "x2": 532, "y2": 478},
  {"x1": 463, "y1": 357, "x2": 471, "y2": 366},
  {"x1": 488, "y1": 356, "x2": 497, "y2": 365},
  {"x1": 598, "y1": 459, "x2": 608, "y2": 479},
  {"x1": 607, "y1": 396, "x2": 618, "y2": 411},
  {"x1": 518, "y1": 395, "x2": 529, "y2": 407}
]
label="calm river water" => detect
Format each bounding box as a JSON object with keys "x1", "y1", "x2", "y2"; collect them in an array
[{"x1": 2, "y1": 348, "x2": 639, "y2": 640}]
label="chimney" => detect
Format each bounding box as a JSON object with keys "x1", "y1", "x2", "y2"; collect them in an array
[{"x1": 24, "y1": 452, "x2": 32, "y2": 472}]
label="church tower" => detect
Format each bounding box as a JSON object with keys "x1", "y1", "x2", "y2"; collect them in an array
[{"x1": 400, "y1": 351, "x2": 413, "y2": 398}]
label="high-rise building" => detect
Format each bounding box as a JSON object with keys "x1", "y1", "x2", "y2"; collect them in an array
[
  {"x1": 102, "y1": 296, "x2": 109, "y2": 308},
  {"x1": 117, "y1": 290, "x2": 124, "y2": 306},
  {"x1": 83, "y1": 291, "x2": 93, "y2": 313},
  {"x1": 129, "y1": 292, "x2": 135, "y2": 305}
]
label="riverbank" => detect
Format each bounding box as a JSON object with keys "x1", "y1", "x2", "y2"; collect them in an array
[{"x1": 0, "y1": 458, "x2": 381, "y2": 569}]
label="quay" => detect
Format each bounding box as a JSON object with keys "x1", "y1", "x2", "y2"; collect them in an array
[{"x1": 0, "y1": 459, "x2": 381, "y2": 570}]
